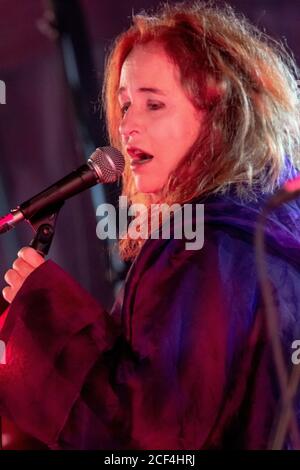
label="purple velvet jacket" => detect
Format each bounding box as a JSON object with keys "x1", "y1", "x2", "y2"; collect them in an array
[{"x1": 0, "y1": 184, "x2": 300, "y2": 449}]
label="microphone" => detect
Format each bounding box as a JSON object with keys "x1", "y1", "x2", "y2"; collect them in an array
[{"x1": 0, "y1": 146, "x2": 125, "y2": 234}]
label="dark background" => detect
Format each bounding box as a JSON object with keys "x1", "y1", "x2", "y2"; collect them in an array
[{"x1": 0, "y1": 0, "x2": 299, "y2": 310}]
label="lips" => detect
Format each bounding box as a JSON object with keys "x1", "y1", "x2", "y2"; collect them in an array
[{"x1": 126, "y1": 147, "x2": 154, "y2": 166}]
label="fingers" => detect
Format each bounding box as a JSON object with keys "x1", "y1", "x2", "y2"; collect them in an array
[
  {"x1": 18, "y1": 247, "x2": 45, "y2": 268},
  {"x1": 2, "y1": 247, "x2": 45, "y2": 304},
  {"x1": 3, "y1": 268, "x2": 24, "y2": 304},
  {"x1": 2, "y1": 285, "x2": 15, "y2": 304},
  {"x1": 4, "y1": 268, "x2": 23, "y2": 288},
  {"x1": 12, "y1": 257, "x2": 36, "y2": 278},
  {"x1": 3, "y1": 267, "x2": 24, "y2": 305}
]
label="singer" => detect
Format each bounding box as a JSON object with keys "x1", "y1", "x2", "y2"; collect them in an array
[{"x1": 1, "y1": 2, "x2": 300, "y2": 449}]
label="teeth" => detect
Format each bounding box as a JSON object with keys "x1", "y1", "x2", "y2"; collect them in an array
[
  {"x1": 136, "y1": 159, "x2": 151, "y2": 165},
  {"x1": 130, "y1": 154, "x2": 153, "y2": 165},
  {"x1": 132, "y1": 158, "x2": 152, "y2": 165}
]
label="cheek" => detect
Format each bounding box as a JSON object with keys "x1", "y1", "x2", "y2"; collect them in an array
[
  {"x1": 159, "y1": 113, "x2": 201, "y2": 157},
  {"x1": 150, "y1": 115, "x2": 185, "y2": 146},
  {"x1": 180, "y1": 109, "x2": 203, "y2": 141}
]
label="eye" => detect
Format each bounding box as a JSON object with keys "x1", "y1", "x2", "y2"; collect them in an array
[
  {"x1": 120, "y1": 102, "x2": 130, "y2": 116},
  {"x1": 147, "y1": 100, "x2": 165, "y2": 111}
]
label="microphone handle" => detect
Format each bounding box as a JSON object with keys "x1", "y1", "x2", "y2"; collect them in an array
[{"x1": 20, "y1": 163, "x2": 96, "y2": 220}]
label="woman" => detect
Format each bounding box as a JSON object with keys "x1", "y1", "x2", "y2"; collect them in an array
[{"x1": 1, "y1": 2, "x2": 300, "y2": 449}]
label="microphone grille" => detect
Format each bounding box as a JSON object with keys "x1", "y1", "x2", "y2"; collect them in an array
[{"x1": 89, "y1": 146, "x2": 125, "y2": 183}]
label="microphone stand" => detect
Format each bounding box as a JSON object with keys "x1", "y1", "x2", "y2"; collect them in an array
[{"x1": 28, "y1": 202, "x2": 64, "y2": 255}]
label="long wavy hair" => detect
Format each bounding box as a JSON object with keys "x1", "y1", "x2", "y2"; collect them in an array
[{"x1": 103, "y1": 1, "x2": 300, "y2": 260}]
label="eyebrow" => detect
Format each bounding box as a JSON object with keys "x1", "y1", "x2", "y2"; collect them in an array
[{"x1": 118, "y1": 87, "x2": 166, "y2": 96}]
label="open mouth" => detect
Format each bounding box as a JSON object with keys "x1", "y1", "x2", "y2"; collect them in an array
[{"x1": 127, "y1": 147, "x2": 154, "y2": 166}]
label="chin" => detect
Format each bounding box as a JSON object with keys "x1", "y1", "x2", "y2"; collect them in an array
[{"x1": 134, "y1": 178, "x2": 163, "y2": 195}]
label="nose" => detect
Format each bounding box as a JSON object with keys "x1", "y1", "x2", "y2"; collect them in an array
[{"x1": 119, "y1": 108, "x2": 142, "y2": 141}]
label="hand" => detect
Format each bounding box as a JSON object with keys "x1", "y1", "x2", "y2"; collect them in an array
[{"x1": 2, "y1": 247, "x2": 45, "y2": 304}]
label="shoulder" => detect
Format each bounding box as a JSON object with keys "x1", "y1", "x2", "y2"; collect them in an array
[{"x1": 131, "y1": 221, "x2": 256, "y2": 284}]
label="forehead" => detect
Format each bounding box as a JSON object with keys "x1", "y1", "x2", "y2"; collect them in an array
[{"x1": 119, "y1": 43, "x2": 181, "y2": 93}]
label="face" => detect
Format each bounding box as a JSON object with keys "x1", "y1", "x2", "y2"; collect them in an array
[{"x1": 118, "y1": 43, "x2": 204, "y2": 195}]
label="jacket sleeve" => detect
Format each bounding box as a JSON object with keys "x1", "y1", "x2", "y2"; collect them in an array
[
  {"x1": 0, "y1": 260, "x2": 121, "y2": 449},
  {"x1": 0, "y1": 230, "x2": 271, "y2": 449}
]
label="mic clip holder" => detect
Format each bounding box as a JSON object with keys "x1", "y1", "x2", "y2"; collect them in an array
[{"x1": 28, "y1": 202, "x2": 64, "y2": 256}]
